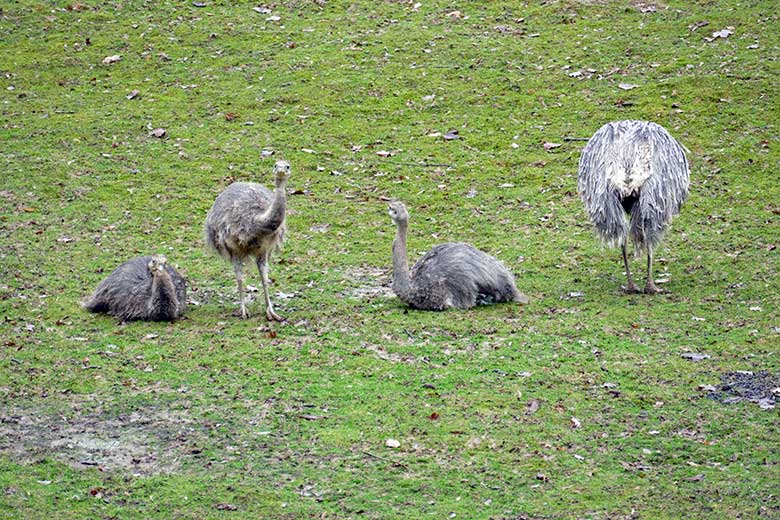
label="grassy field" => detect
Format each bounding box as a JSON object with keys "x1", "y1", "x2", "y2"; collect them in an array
[{"x1": 1, "y1": 0, "x2": 779, "y2": 518}]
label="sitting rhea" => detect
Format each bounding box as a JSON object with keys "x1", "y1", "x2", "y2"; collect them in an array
[
  {"x1": 84, "y1": 255, "x2": 186, "y2": 321},
  {"x1": 388, "y1": 201, "x2": 528, "y2": 310}
]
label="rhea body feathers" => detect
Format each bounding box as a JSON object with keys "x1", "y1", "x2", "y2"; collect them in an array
[
  {"x1": 577, "y1": 120, "x2": 690, "y2": 293},
  {"x1": 388, "y1": 201, "x2": 528, "y2": 310}
]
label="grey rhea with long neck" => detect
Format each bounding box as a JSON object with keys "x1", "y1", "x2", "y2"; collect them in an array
[
  {"x1": 388, "y1": 200, "x2": 528, "y2": 311},
  {"x1": 204, "y1": 159, "x2": 291, "y2": 321}
]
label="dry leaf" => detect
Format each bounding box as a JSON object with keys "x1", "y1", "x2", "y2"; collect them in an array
[
  {"x1": 376, "y1": 150, "x2": 392, "y2": 157},
  {"x1": 102, "y1": 55, "x2": 121, "y2": 65},
  {"x1": 618, "y1": 83, "x2": 638, "y2": 90},
  {"x1": 711, "y1": 27, "x2": 734, "y2": 39},
  {"x1": 385, "y1": 438, "x2": 400, "y2": 448},
  {"x1": 126, "y1": 89, "x2": 140, "y2": 100},
  {"x1": 149, "y1": 128, "x2": 166, "y2": 138},
  {"x1": 571, "y1": 417, "x2": 582, "y2": 429},
  {"x1": 681, "y1": 352, "x2": 710, "y2": 361},
  {"x1": 543, "y1": 142, "x2": 561, "y2": 151}
]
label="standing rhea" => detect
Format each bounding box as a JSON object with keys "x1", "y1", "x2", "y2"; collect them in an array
[
  {"x1": 388, "y1": 200, "x2": 529, "y2": 310},
  {"x1": 578, "y1": 120, "x2": 690, "y2": 294},
  {"x1": 204, "y1": 159, "x2": 290, "y2": 320},
  {"x1": 84, "y1": 255, "x2": 186, "y2": 321}
]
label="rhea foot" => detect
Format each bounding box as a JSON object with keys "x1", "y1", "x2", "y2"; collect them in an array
[
  {"x1": 266, "y1": 308, "x2": 284, "y2": 322},
  {"x1": 644, "y1": 281, "x2": 661, "y2": 294},
  {"x1": 622, "y1": 281, "x2": 642, "y2": 294},
  {"x1": 233, "y1": 307, "x2": 250, "y2": 319}
]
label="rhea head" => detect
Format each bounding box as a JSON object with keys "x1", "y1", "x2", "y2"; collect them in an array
[
  {"x1": 273, "y1": 160, "x2": 291, "y2": 183},
  {"x1": 148, "y1": 254, "x2": 168, "y2": 275},
  {"x1": 388, "y1": 200, "x2": 409, "y2": 225}
]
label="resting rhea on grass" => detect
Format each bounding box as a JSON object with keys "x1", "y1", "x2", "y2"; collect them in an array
[
  {"x1": 388, "y1": 200, "x2": 528, "y2": 310},
  {"x1": 204, "y1": 159, "x2": 290, "y2": 320},
  {"x1": 577, "y1": 120, "x2": 690, "y2": 294},
  {"x1": 84, "y1": 255, "x2": 186, "y2": 321}
]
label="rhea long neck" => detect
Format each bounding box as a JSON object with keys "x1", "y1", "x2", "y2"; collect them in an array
[
  {"x1": 149, "y1": 269, "x2": 178, "y2": 316},
  {"x1": 392, "y1": 220, "x2": 414, "y2": 297},
  {"x1": 257, "y1": 176, "x2": 287, "y2": 232}
]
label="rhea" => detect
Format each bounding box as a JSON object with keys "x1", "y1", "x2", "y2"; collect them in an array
[
  {"x1": 84, "y1": 255, "x2": 186, "y2": 321},
  {"x1": 205, "y1": 160, "x2": 290, "y2": 320},
  {"x1": 577, "y1": 120, "x2": 690, "y2": 293},
  {"x1": 388, "y1": 200, "x2": 528, "y2": 310}
]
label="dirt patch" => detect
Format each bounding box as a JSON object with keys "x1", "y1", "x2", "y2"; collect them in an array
[
  {"x1": 707, "y1": 371, "x2": 780, "y2": 409},
  {"x1": 363, "y1": 343, "x2": 421, "y2": 364},
  {"x1": 0, "y1": 404, "x2": 207, "y2": 475},
  {"x1": 339, "y1": 265, "x2": 395, "y2": 300}
]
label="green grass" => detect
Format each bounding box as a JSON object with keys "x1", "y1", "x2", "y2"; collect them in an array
[{"x1": 1, "y1": 0, "x2": 779, "y2": 518}]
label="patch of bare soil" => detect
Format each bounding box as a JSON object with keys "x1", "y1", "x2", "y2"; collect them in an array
[
  {"x1": 340, "y1": 265, "x2": 395, "y2": 300},
  {"x1": 0, "y1": 405, "x2": 207, "y2": 475},
  {"x1": 707, "y1": 371, "x2": 780, "y2": 409}
]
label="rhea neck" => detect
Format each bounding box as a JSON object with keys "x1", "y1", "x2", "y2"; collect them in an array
[
  {"x1": 258, "y1": 175, "x2": 288, "y2": 231},
  {"x1": 149, "y1": 269, "x2": 179, "y2": 319},
  {"x1": 392, "y1": 218, "x2": 414, "y2": 297}
]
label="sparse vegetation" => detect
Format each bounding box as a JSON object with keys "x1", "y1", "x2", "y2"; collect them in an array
[{"x1": 1, "y1": 1, "x2": 778, "y2": 518}]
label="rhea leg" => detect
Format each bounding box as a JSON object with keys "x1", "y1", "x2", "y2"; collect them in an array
[
  {"x1": 644, "y1": 248, "x2": 660, "y2": 294},
  {"x1": 257, "y1": 252, "x2": 283, "y2": 322},
  {"x1": 233, "y1": 260, "x2": 249, "y2": 318},
  {"x1": 621, "y1": 243, "x2": 641, "y2": 294}
]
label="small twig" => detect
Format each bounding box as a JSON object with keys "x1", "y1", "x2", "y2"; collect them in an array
[
  {"x1": 362, "y1": 450, "x2": 408, "y2": 469},
  {"x1": 563, "y1": 137, "x2": 590, "y2": 142},
  {"x1": 403, "y1": 328, "x2": 415, "y2": 341}
]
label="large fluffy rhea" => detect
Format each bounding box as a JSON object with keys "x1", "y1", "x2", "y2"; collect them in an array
[
  {"x1": 577, "y1": 120, "x2": 690, "y2": 293},
  {"x1": 84, "y1": 255, "x2": 186, "y2": 321},
  {"x1": 388, "y1": 201, "x2": 528, "y2": 310},
  {"x1": 204, "y1": 159, "x2": 290, "y2": 320}
]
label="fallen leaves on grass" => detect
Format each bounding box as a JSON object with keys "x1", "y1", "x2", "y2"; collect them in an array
[
  {"x1": 618, "y1": 83, "x2": 638, "y2": 90},
  {"x1": 543, "y1": 142, "x2": 561, "y2": 151},
  {"x1": 149, "y1": 128, "x2": 166, "y2": 138},
  {"x1": 526, "y1": 399, "x2": 540, "y2": 414},
  {"x1": 102, "y1": 55, "x2": 121, "y2": 64}
]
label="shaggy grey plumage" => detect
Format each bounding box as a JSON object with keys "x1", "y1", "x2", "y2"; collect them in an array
[
  {"x1": 578, "y1": 120, "x2": 690, "y2": 293},
  {"x1": 84, "y1": 255, "x2": 186, "y2": 321},
  {"x1": 388, "y1": 201, "x2": 529, "y2": 310},
  {"x1": 204, "y1": 159, "x2": 290, "y2": 320}
]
